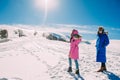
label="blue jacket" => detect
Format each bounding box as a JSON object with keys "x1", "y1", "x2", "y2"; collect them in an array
[{"x1": 96, "y1": 33, "x2": 109, "y2": 63}]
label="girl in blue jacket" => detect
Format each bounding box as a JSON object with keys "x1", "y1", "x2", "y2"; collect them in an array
[{"x1": 96, "y1": 27, "x2": 109, "y2": 72}]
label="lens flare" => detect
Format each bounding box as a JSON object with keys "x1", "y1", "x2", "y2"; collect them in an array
[{"x1": 34, "y1": 0, "x2": 59, "y2": 24}]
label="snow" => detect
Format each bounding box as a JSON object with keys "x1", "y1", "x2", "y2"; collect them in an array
[{"x1": 0, "y1": 25, "x2": 120, "y2": 80}]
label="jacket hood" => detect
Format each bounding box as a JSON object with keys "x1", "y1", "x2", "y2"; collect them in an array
[{"x1": 72, "y1": 29, "x2": 78, "y2": 35}]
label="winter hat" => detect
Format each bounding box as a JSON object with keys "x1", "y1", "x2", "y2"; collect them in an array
[
  {"x1": 98, "y1": 26, "x2": 104, "y2": 34},
  {"x1": 98, "y1": 26, "x2": 104, "y2": 31}
]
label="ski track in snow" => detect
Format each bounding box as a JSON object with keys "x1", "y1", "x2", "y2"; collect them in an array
[{"x1": 0, "y1": 26, "x2": 120, "y2": 80}]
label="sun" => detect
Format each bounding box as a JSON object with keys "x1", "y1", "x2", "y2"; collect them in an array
[
  {"x1": 34, "y1": 0, "x2": 59, "y2": 24},
  {"x1": 34, "y1": 0, "x2": 59, "y2": 11}
]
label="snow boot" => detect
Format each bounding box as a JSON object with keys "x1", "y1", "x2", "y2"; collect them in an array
[
  {"x1": 103, "y1": 66, "x2": 107, "y2": 71},
  {"x1": 75, "y1": 69, "x2": 79, "y2": 74},
  {"x1": 67, "y1": 67, "x2": 72, "y2": 72},
  {"x1": 97, "y1": 66, "x2": 107, "y2": 72}
]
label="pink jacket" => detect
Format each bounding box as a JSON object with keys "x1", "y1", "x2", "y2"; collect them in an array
[{"x1": 69, "y1": 38, "x2": 81, "y2": 60}]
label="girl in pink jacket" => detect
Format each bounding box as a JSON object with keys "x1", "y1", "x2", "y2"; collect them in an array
[{"x1": 67, "y1": 29, "x2": 82, "y2": 74}]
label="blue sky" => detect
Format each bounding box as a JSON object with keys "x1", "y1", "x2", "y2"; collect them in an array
[{"x1": 0, "y1": 0, "x2": 120, "y2": 28}]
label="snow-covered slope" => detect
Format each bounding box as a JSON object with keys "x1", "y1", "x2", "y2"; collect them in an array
[{"x1": 0, "y1": 25, "x2": 120, "y2": 80}]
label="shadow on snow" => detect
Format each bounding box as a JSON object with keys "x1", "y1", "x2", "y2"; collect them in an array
[
  {"x1": 69, "y1": 72, "x2": 84, "y2": 80},
  {"x1": 103, "y1": 71, "x2": 120, "y2": 80}
]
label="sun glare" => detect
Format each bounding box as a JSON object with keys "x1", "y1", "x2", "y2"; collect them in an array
[{"x1": 34, "y1": 0, "x2": 59, "y2": 11}]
